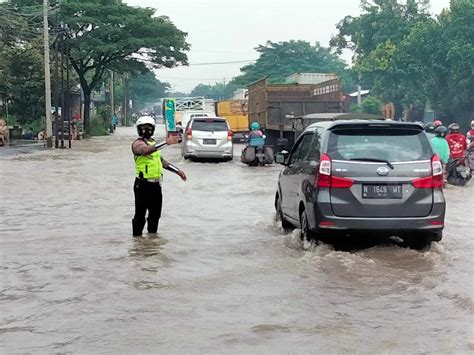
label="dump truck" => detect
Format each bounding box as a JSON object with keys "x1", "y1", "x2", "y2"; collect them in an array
[
  {"x1": 247, "y1": 75, "x2": 344, "y2": 151},
  {"x1": 216, "y1": 100, "x2": 249, "y2": 135}
]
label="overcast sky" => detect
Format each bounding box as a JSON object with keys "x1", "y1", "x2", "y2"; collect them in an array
[{"x1": 125, "y1": 0, "x2": 451, "y2": 93}]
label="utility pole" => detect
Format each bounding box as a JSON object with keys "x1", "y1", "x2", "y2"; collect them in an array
[
  {"x1": 43, "y1": 0, "x2": 53, "y2": 147},
  {"x1": 123, "y1": 73, "x2": 128, "y2": 126},
  {"x1": 110, "y1": 70, "x2": 114, "y2": 132}
]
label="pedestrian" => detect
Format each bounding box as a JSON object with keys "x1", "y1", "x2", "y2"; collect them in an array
[
  {"x1": 112, "y1": 113, "x2": 117, "y2": 131},
  {"x1": 131, "y1": 116, "x2": 187, "y2": 237}
]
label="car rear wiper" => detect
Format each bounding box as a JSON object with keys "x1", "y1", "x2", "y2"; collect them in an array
[{"x1": 349, "y1": 157, "x2": 394, "y2": 169}]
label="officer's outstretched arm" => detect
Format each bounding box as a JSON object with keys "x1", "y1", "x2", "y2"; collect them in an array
[{"x1": 161, "y1": 157, "x2": 187, "y2": 181}]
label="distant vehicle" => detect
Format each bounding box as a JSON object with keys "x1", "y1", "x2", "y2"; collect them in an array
[
  {"x1": 247, "y1": 74, "x2": 344, "y2": 152},
  {"x1": 216, "y1": 100, "x2": 249, "y2": 141},
  {"x1": 179, "y1": 111, "x2": 215, "y2": 133},
  {"x1": 181, "y1": 117, "x2": 233, "y2": 161},
  {"x1": 275, "y1": 119, "x2": 446, "y2": 245}
]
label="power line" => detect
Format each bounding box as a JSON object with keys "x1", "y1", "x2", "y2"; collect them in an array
[{"x1": 189, "y1": 59, "x2": 256, "y2": 66}]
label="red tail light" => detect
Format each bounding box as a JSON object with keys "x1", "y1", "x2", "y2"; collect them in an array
[
  {"x1": 411, "y1": 154, "x2": 443, "y2": 188},
  {"x1": 315, "y1": 154, "x2": 353, "y2": 188},
  {"x1": 186, "y1": 128, "x2": 192, "y2": 140},
  {"x1": 227, "y1": 130, "x2": 233, "y2": 141}
]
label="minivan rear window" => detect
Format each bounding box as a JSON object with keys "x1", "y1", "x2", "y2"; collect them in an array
[
  {"x1": 328, "y1": 128, "x2": 432, "y2": 162},
  {"x1": 192, "y1": 120, "x2": 228, "y2": 132}
]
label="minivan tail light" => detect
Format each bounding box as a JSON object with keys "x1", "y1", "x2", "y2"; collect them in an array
[
  {"x1": 227, "y1": 130, "x2": 233, "y2": 141},
  {"x1": 411, "y1": 154, "x2": 443, "y2": 188},
  {"x1": 186, "y1": 128, "x2": 192, "y2": 140},
  {"x1": 315, "y1": 154, "x2": 353, "y2": 188}
]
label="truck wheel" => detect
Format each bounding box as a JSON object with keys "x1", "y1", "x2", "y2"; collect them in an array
[{"x1": 275, "y1": 194, "x2": 292, "y2": 229}]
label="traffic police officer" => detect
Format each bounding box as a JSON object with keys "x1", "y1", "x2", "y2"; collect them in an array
[{"x1": 132, "y1": 116, "x2": 186, "y2": 237}]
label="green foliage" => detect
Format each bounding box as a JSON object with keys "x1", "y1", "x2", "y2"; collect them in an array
[
  {"x1": 90, "y1": 105, "x2": 110, "y2": 136},
  {"x1": 231, "y1": 40, "x2": 356, "y2": 92},
  {"x1": 330, "y1": 0, "x2": 430, "y2": 59},
  {"x1": 190, "y1": 83, "x2": 225, "y2": 98},
  {"x1": 54, "y1": 0, "x2": 189, "y2": 133},
  {"x1": 351, "y1": 96, "x2": 383, "y2": 114},
  {"x1": 129, "y1": 72, "x2": 170, "y2": 110},
  {"x1": 0, "y1": 38, "x2": 45, "y2": 125}
]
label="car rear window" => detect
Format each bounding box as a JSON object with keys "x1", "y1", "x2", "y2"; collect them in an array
[
  {"x1": 328, "y1": 128, "x2": 432, "y2": 162},
  {"x1": 192, "y1": 119, "x2": 228, "y2": 131}
]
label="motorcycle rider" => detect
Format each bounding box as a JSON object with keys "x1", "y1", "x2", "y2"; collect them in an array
[
  {"x1": 466, "y1": 120, "x2": 474, "y2": 171},
  {"x1": 446, "y1": 123, "x2": 467, "y2": 161},
  {"x1": 431, "y1": 126, "x2": 450, "y2": 164},
  {"x1": 424, "y1": 122, "x2": 436, "y2": 140},
  {"x1": 131, "y1": 116, "x2": 187, "y2": 237},
  {"x1": 248, "y1": 121, "x2": 265, "y2": 147}
]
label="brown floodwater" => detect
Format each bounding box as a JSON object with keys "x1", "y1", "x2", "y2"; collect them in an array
[{"x1": 1, "y1": 126, "x2": 473, "y2": 353}]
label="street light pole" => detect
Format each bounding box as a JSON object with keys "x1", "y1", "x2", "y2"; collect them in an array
[{"x1": 43, "y1": 0, "x2": 53, "y2": 147}]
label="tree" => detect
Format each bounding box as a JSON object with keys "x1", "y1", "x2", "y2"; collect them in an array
[
  {"x1": 231, "y1": 40, "x2": 356, "y2": 92},
  {"x1": 115, "y1": 71, "x2": 170, "y2": 112},
  {"x1": 56, "y1": 0, "x2": 189, "y2": 134},
  {"x1": 330, "y1": 0, "x2": 431, "y2": 117},
  {"x1": 190, "y1": 83, "x2": 225, "y2": 98},
  {"x1": 330, "y1": 0, "x2": 430, "y2": 60},
  {"x1": 397, "y1": 0, "x2": 473, "y2": 122}
]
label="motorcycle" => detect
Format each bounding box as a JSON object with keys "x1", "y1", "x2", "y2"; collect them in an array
[
  {"x1": 446, "y1": 157, "x2": 472, "y2": 186},
  {"x1": 241, "y1": 143, "x2": 274, "y2": 166}
]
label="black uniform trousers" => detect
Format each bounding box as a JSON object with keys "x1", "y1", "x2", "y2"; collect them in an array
[{"x1": 132, "y1": 178, "x2": 163, "y2": 236}]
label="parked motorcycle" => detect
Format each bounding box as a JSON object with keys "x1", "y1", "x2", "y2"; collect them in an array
[
  {"x1": 446, "y1": 157, "x2": 472, "y2": 186},
  {"x1": 241, "y1": 145, "x2": 274, "y2": 166}
]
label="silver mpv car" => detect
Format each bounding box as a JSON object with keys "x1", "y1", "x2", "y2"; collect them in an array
[
  {"x1": 275, "y1": 120, "x2": 446, "y2": 244},
  {"x1": 182, "y1": 117, "x2": 233, "y2": 160}
]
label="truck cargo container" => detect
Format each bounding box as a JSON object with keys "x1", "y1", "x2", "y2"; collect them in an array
[
  {"x1": 216, "y1": 100, "x2": 249, "y2": 134},
  {"x1": 285, "y1": 72, "x2": 339, "y2": 85},
  {"x1": 247, "y1": 76, "x2": 343, "y2": 151}
]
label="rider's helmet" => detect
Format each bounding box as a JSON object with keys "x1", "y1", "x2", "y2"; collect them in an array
[
  {"x1": 424, "y1": 122, "x2": 435, "y2": 134},
  {"x1": 448, "y1": 122, "x2": 460, "y2": 133},
  {"x1": 435, "y1": 125, "x2": 448, "y2": 138},
  {"x1": 250, "y1": 121, "x2": 261, "y2": 131},
  {"x1": 434, "y1": 120, "x2": 443, "y2": 127},
  {"x1": 471, "y1": 120, "x2": 474, "y2": 129},
  {"x1": 136, "y1": 116, "x2": 156, "y2": 137}
]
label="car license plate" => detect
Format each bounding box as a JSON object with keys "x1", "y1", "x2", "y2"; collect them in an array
[
  {"x1": 362, "y1": 184, "x2": 402, "y2": 199},
  {"x1": 203, "y1": 139, "x2": 216, "y2": 145}
]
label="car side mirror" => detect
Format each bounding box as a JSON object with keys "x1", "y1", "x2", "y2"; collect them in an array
[{"x1": 275, "y1": 150, "x2": 289, "y2": 165}]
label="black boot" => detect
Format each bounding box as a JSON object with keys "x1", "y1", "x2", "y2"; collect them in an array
[{"x1": 132, "y1": 218, "x2": 145, "y2": 237}]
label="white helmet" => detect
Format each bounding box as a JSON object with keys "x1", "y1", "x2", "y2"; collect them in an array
[
  {"x1": 135, "y1": 116, "x2": 155, "y2": 127},
  {"x1": 471, "y1": 120, "x2": 474, "y2": 128}
]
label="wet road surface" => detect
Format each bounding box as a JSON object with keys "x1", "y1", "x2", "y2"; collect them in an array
[{"x1": 1, "y1": 126, "x2": 473, "y2": 353}]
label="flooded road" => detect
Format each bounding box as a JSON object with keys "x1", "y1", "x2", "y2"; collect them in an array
[{"x1": 1, "y1": 126, "x2": 473, "y2": 353}]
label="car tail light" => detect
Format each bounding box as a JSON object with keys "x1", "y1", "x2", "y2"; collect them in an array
[
  {"x1": 315, "y1": 154, "x2": 353, "y2": 188},
  {"x1": 186, "y1": 128, "x2": 192, "y2": 140},
  {"x1": 319, "y1": 221, "x2": 336, "y2": 228},
  {"x1": 227, "y1": 130, "x2": 233, "y2": 141},
  {"x1": 411, "y1": 154, "x2": 443, "y2": 188}
]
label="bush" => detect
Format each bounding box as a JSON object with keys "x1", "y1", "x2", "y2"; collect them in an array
[
  {"x1": 90, "y1": 105, "x2": 111, "y2": 136},
  {"x1": 90, "y1": 117, "x2": 109, "y2": 136},
  {"x1": 351, "y1": 96, "x2": 383, "y2": 115}
]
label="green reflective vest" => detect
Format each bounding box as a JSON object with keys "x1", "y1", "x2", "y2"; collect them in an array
[{"x1": 134, "y1": 140, "x2": 162, "y2": 179}]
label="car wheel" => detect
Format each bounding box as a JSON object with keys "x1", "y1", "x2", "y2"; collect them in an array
[
  {"x1": 275, "y1": 194, "x2": 293, "y2": 229},
  {"x1": 299, "y1": 208, "x2": 314, "y2": 242}
]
